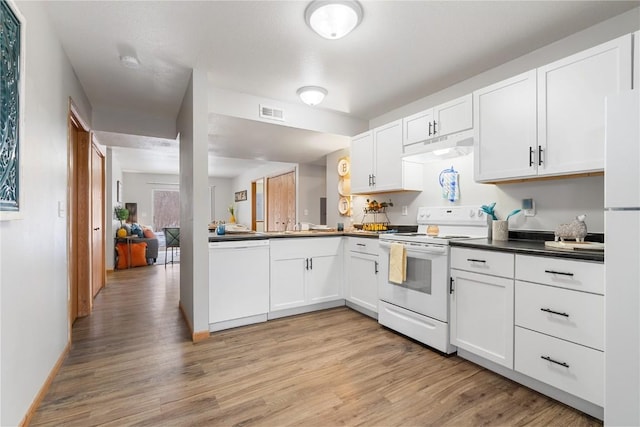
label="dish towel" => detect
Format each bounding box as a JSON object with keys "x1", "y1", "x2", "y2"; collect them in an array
[
  {"x1": 389, "y1": 242, "x2": 406, "y2": 285},
  {"x1": 439, "y1": 166, "x2": 460, "y2": 202}
]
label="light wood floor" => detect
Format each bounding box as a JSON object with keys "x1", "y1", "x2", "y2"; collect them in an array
[{"x1": 31, "y1": 265, "x2": 601, "y2": 426}]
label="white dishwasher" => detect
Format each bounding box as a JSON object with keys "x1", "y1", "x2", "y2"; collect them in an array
[{"x1": 208, "y1": 239, "x2": 270, "y2": 332}]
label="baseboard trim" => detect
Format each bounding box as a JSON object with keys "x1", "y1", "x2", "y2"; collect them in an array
[
  {"x1": 20, "y1": 339, "x2": 71, "y2": 426},
  {"x1": 178, "y1": 301, "x2": 209, "y2": 343}
]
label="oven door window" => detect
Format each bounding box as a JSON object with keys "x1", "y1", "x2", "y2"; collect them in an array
[{"x1": 398, "y1": 255, "x2": 432, "y2": 294}]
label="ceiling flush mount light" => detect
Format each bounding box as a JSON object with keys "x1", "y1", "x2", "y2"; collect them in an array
[
  {"x1": 297, "y1": 86, "x2": 328, "y2": 106},
  {"x1": 120, "y1": 55, "x2": 140, "y2": 69},
  {"x1": 305, "y1": 0, "x2": 363, "y2": 40}
]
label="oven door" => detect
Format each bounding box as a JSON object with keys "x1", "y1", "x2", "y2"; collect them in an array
[{"x1": 378, "y1": 240, "x2": 449, "y2": 322}]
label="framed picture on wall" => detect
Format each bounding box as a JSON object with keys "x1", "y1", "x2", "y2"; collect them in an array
[
  {"x1": 0, "y1": 0, "x2": 26, "y2": 220},
  {"x1": 235, "y1": 190, "x2": 247, "y2": 202}
]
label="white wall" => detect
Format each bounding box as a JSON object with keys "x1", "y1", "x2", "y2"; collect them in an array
[
  {"x1": 347, "y1": 9, "x2": 640, "y2": 235},
  {"x1": 105, "y1": 148, "x2": 123, "y2": 270},
  {"x1": 371, "y1": 8, "x2": 640, "y2": 128},
  {"x1": 297, "y1": 163, "x2": 326, "y2": 225},
  {"x1": 207, "y1": 177, "x2": 233, "y2": 222},
  {"x1": 380, "y1": 155, "x2": 605, "y2": 232},
  {"x1": 0, "y1": 1, "x2": 92, "y2": 424},
  {"x1": 177, "y1": 69, "x2": 210, "y2": 335},
  {"x1": 121, "y1": 172, "x2": 180, "y2": 228}
]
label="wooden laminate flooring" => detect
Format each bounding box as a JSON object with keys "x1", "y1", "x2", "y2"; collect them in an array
[{"x1": 31, "y1": 265, "x2": 601, "y2": 426}]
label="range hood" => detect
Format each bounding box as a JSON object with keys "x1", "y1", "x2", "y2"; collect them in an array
[{"x1": 402, "y1": 129, "x2": 474, "y2": 163}]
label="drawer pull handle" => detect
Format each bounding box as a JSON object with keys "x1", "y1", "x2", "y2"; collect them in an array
[
  {"x1": 356, "y1": 243, "x2": 366, "y2": 247},
  {"x1": 467, "y1": 258, "x2": 486, "y2": 263},
  {"x1": 541, "y1": 355, "x2": 569, "y2": 368},
  {"x1": 374, "y1": 261, "x2": 379, "y2": 274},
  {"x1": 540, "y1": 308, "x2": 569, "y2": 317},
  {"x1": 544, "y1": 269, "x2": 574, "y2": 277}
]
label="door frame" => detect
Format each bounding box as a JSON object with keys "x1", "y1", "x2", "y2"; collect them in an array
[{"x1": 67, "y1": 99, "x2": 93, "y2": 335}]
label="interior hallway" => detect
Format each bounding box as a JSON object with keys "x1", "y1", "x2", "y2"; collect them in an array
[{"x1": 30, "y1": 265, "x2": 601, "y2": 426}]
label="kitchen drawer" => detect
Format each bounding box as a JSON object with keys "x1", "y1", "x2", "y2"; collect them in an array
[
  {"x1": 348, "y1": 237, "x2": 380, "y2": 255},
  {"x1": 516, "y1": 255, "x2": 604, "y2": 294},
  {"x1": 515, "y1": 281, "x2": 604, "y2": 350},
  {"x1": 515, "y1": 327, "x2": 603, "y2": 406},
  {"x1": 451, "y1": 247, "x2": 514, "y2": 278}
]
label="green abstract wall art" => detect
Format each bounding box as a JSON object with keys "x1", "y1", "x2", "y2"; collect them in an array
[{"x1": 0, "y1": 0, "x2": 23, "y2": 217}]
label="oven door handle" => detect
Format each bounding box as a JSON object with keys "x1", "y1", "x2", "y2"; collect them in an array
[{"x1": 379, "y1": 240, "x2": 447, "y2": 255}]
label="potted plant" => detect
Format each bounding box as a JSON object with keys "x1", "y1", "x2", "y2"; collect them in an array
[
  {"x1": 228, "y1": 204, "x2": 236, "y2": 224},
  {"x1": 114, "y1": 206, "x2": 129, "y2": 237}
]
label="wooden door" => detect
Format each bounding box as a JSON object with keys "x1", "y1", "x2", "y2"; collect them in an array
[
  {"x1": 91, "y1": 142, "x2": 105, "y2": 297},
  {"x1": 68, "y1": 103, "x2": 93, "y2": 322},
  {"x1": 266, "y1": 171, "x2": 295, "y2": 231}
]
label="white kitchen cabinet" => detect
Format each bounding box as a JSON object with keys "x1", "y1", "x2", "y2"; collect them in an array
[
  {"x1": 350, "y1": 131, "x2": 374, "y2": 193},
  {"x1": 474, "y1": 70, "x2": 538, "y2": 182},
  {"x1": 537, "y1": 34, "x2": 632, "y2": 176},
  {"x1": 403, "y1": 94, "x2": 472, "y2": 148},
  {"x1": 350, "y1": 120, "x2": 422, "y2": 194},
  {"x1": 346, "y1": 237, "x2": 379, "y2": 315},
  {"x1": 450, "y1": 248, "x2": 515, "y2": 368},
  {"x1": 475, "y1": 34, "x2": 632, "y2": 182},
  {"x1": 514, "y1": 254, "x2": 604, "y2": 406},
  {"x1": 270, "y1": 237, "x2": 343, "y2": 313}
]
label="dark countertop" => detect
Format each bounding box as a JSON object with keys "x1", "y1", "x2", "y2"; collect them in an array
[
  {"x1": 450, "y1": 237, "x2": 604, "y2": 263},
  {"x1": 208, "y1": 227, "x2": 412, "y2": 242},
  {"x1": 208, "y1": 230, "x2": 381, "y2": 242}
]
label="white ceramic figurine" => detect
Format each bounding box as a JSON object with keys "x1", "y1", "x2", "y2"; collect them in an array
[{"x1": 554, "y1": 214, "x2": 588, "y2": 242}]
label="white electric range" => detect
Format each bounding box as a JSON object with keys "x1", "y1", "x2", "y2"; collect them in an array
[{"x1": 378, "y1": 206, "x2": 488, "y2": 353}]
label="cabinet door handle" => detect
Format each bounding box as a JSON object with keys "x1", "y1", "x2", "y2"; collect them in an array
[
  {"x1": 529, "y1": 146, "x2": 534, "y2": 167},
  {"x1": 541, "y1": 355, "x2": 570, "y2": 368},
  {"x1": 428, "y1": 121, "x2": 433, "y2": 136},
  {"x1": 374, "y1": 261, "x2": 379, "y2": 274},
  {"x1": 540, "y1": 308, "x2": 569, "y2": 317},
  {"x1": 310, "y1": 258, "x2": 313, "y2": 270},
  {"x1": 368, "y1": 174, "x2": 372, "y2": 186},
  {"x1": 538, "y1": 146, "x2": 544, "y2": 166},
  {"x1": 433, "y1": 120, "x2": 438, "y2": 135},
  {"x1": 449, "y1": 277, "x2": 454, "y2": 294},
  {"x1": 305, "y1": 258, "x2": 309, "y2": 270},
  {"x1": 544, "y1": 269, "x2": 574, "y2": 277},
  {"x1": 372, "y1": 175, "x2": 376, "y2": 186},
  {"x1": 467, "y1": 258, "x2": 486, "y2": 263}
]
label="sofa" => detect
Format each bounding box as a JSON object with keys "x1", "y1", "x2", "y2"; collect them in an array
[{"x1": 115, "y1": 224, "x2": 159, "y2": 268}]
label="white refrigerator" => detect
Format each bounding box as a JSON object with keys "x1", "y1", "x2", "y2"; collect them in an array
[{"x1": 604, "y1": 89, "x2": 640, "y2": 425}]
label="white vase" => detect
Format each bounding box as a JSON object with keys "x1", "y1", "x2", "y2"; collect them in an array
[{"x1": 492, "y1": 220, "x2": 509, "y2": 241}]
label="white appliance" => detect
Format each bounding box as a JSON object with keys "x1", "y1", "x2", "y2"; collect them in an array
[
  {"x1": 604, "y1": 89, "x2": 640, "y2": 425},
  {"x1": 208, "y1": 239, "x2": 270, "y2": 332},
  {"x1": 378, "y1": 206, "x2": 488, "y2": 353}
]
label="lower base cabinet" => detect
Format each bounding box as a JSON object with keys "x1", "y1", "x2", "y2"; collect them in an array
[
  {"x1": 346, "y1": 238, "x2": 379, "y2": 314},
  {"x1": 515, "y1": 327, "x2": 604, "y2": 407},
  {"x1": 450, "y1": 246, "x2": 604, "y2": 418},
  {"x1": 270, "y1": 237, "x2": 343, "y2": 313}
]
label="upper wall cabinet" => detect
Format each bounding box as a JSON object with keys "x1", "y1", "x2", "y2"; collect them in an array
[
  {"x1": 403, "y1": 94, "x2": 473, "y2": 150},
  {"x1": 474, "y1": 70, "x2": 538, "y2": 182},
  {"x1": 475, "y1": 34, "x2": 633, "y2": 183},
  {"x1": 351, "y1": 119, "x2": 423, "y2": 194}
]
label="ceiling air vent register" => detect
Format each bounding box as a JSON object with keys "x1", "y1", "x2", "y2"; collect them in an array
[{"x1": 259, "y1": 105, "x2": 285, "y2": 121}]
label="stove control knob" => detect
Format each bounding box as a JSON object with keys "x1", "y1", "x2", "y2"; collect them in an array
[
  {"x1": 477, "y1": 210, "x2": 485, "y2": 218},
  {"x1": 469, "y1": 209, "x2": 475, "y2": 217}
]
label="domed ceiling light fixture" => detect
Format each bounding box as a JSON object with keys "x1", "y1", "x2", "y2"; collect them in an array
[
  {"x1": 297, "y1": 86, "x2": 328, "y2": 106},
  {"x1": 305, "y1": 0, "x2": 363, "y2": 40}
]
